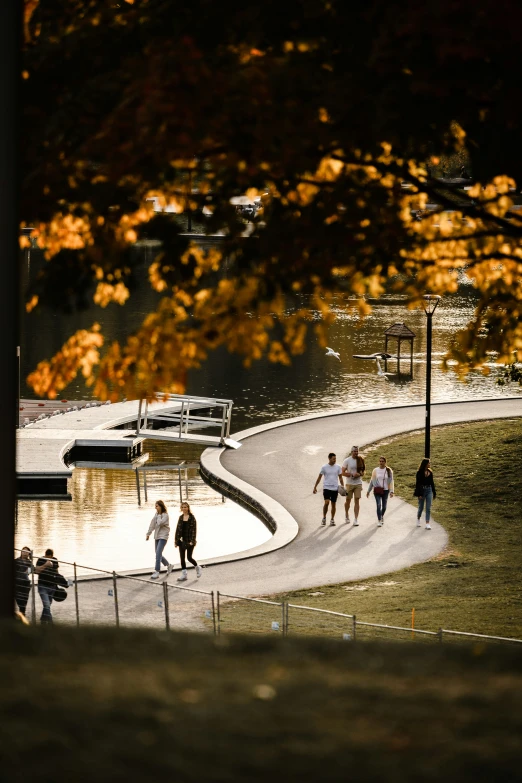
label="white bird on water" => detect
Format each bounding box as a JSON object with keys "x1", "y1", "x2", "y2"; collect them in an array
[
  {"x1": 375, "y1": 357, "x2": 393, "y2": 378},
  {"x1": 325, "y1": 347, "x2": 341, "y2": 361}
]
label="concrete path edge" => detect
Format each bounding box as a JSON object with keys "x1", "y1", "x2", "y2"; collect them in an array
[{"x1": 198, "y1": 396, "x2": 522, "y2": 569}]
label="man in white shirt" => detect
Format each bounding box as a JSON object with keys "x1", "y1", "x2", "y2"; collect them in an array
[
  {"x1": 313, "y1": 453, "x2": 344, "y2": 526},
  {"x1": 341, "y1": 445, "x2": 366, "y2": 526}
]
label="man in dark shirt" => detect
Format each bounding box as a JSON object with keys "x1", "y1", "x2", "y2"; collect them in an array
[{"x1": 35, "y1": 548, "x2": 57, "y2": 623}]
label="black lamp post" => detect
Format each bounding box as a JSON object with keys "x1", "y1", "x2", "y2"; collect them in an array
[{"x1": 423, "y1": 295, "x2": 441, "y2": 459}]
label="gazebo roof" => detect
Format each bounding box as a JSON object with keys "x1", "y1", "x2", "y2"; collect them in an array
[{"x1": 384, "y1": 322, "x2": 416, "y2": 338}]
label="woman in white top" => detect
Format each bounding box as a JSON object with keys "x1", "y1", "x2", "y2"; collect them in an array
[
  {"x1": 366, "y1": 456, "x2": 394, "y2": 527},
  {"x1": 146, "y1": 500, "x2": 172, "y2": 579}
]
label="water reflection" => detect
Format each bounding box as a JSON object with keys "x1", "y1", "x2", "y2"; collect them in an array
[
  {"x1": 16, "y1": 440, "x2": 271, "y2": 573},
  {"x1": 191, "y1": 293, "x2": 521, "y2": 431},
  {"x1": 18, "y1": 286, "x2": 522, "y2": 570}
]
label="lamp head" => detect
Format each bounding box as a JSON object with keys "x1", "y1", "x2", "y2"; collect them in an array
[{"x1": 423, "y1": 294, "x2": 441, "y2": 315}]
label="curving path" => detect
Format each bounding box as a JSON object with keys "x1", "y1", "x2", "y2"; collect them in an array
[
  {"x1": 52, "y1": 398, "x2": 521, "y2": 630},
  {"x1": 196, "y1": 398, "x2": 521, "y2": 595}
]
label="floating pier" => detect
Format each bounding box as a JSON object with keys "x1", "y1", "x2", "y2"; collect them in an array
[{"x1": 17, "y1": 394, "x2": 240, "y2": 499}]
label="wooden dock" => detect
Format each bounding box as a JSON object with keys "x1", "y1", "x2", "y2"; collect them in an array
[{"x1": 17, "y1": 396, "x2": 240, "y2": 498}]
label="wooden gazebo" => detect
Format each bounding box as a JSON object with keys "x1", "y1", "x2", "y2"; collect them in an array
[{"x1": 384, "y1": 323, "x2": 415, "y2": 373}]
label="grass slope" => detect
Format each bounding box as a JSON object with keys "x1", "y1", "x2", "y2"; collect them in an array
[
  {"x1": 2, "y1": 624, "x2": 522, "y2": 782},
  {"x1": 222, "y1": 419, "x2": 522, "y2": 640}
]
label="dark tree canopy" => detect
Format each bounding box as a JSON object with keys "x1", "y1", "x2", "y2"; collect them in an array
[{"x1": 21, "y1": 0, "x2": 522, "y2": 399}]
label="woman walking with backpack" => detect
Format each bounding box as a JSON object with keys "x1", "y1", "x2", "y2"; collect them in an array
[
  {"x1": 366, "y1": 456, "x2": 394, "y2": 527},
  {"x1": 175, "y1": 502, "x2": 202, "y2": 581},
  {"x1": 414, "y1": 458, "x2": 437, "y2": 529}
]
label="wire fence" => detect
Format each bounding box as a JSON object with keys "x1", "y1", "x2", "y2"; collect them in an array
[
  {"x1": 216, "y1": 592, "x2": 285, "y2": 636},
  {"x1": 13, "y1": 548, "x2": 522, "y2": 646}
]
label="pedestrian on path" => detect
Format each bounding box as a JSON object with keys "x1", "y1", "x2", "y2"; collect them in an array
[
  {"x1": 175, "y1": 502, "x2": 202, "y2": 581},
  {"x1": 313, "y1": 453, "x2": 344, "y2": 526},
  {"x1": 341, "y1": 446, "x2": 366, "y2": 526},
  {"x1": 146, "y1": 500, "x2": 172, "y2": 580},
  {"x1": 35, "y1": 548, "x2": 59, "y2": 623},
  {"x1": 15, "y1": 546, "x2": 33, "y2": 617},
  {"x1": 414, "y1": 458, "x2": 437, "y2": 529},
  {"x1": 366, "y1": 456, "x2": 394, "y2": 527}
]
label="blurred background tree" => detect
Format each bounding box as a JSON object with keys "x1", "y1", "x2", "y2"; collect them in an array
[{"x1": 21, "y1": 0, "x2": 522, "y2": 399}]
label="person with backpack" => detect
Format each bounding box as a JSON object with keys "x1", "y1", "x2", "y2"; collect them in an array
[
  {"x1": 366, "y1": 456, "x2": 394, "y2": 527},
  {"x1": 35, "y1": 548, "x2": 60, "y2": 623}
]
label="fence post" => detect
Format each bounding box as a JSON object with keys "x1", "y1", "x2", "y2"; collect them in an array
[
  {"x1": 135, "y1": 468, "x2": 141, "y2": 505},
  {"x1": 216, "y1": 590, "x2": 221, "y2": 636},
  {"x1": 211, "y1": 591, "x2": 217, "y2": 636},
  {"x1": 281, "y1": 602, "x2": 285, "y2": 636},
  {"x1": 352, "y1": 615, "x2": 357, "y2": 642},
  {"x1": 163, "y1": 582, "x2": 170, "y2": 631},
  {"x1": 73, "y1": 562, "x2": 80, "y2": 627},
  {"x1": 438, "y1": 627, "x2": 443, "y2": 644},
  {"x1": 112, "y1": 571, "x2": 119, "y2": 627},
  {"x1": 30, "y1": 551, "x2": 36, "y2": 625},
  {"x1": 285, "y1": 602, "x2": 289, "y2": 636}
]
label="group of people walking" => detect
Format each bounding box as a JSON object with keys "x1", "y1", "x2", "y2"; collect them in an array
[
  {"x1": 14, "y1": 499, "x2": 203, "y2": 623},
  {"x1": 16, "y1": 454, "x2": 436, "y2": 621},
  {"x1": 147, "y1": 500, "x2": 202, "y2": 581},
  {"x1": 14, "y1": 546, "x2": 68, "y2": 623},
  {"x1": 314, "y1": 446, "x2": 436, "y2": 529}
]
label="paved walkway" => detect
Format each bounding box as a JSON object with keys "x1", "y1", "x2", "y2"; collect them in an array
[{"x1": 49, "y1": 398, "x2": 521, "y2": 629}]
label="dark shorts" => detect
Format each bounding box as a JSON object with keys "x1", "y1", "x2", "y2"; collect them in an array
[{"x1": 323, "y1": 488, "x2": 339, "y2": 503}]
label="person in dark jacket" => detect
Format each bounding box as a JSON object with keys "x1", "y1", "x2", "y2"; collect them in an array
[
  {"x1": 35, "y1": 548, "x2": 59, "y2": 623},
  {"x1": 174, "y1": 502, "x2": 201, "y2": 581},
  {"x1": 15, "y1": 546, "x2": 55, "y2": 617},
  {"x1": 15, "y1": 546, "x2": 33, "y2": 616},
  {"x1": 414, "y1": 458, "x2": 437, "y2": 530}
]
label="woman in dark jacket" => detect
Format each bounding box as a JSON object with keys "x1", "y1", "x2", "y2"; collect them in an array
[
  {"x1": 14, "y1": 546, "x2": 35, "y2": 616},
  {"x1": 174, "y1": 502, "x2": 202, "y2": 581},
  {"x1": 414, "y1": 458, "x2": 437, "y2": 530}
]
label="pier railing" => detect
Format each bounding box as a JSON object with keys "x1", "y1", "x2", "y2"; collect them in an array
[
  {"x1": 137, "y1": 392, "x2": 234, "y2": 445},
  {"x1": 14, "y1": 549, "x2": 522, "y2": 646}
]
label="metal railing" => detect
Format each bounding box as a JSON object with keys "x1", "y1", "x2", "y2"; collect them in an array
[
  {"x1": 136, "y1": 393, "x2": 234, "y2": 444},
  {"x1": 14, "y1": 549, "x2": 522, "y2": 645},
  {"x1": 216, "y1": 592, "x2": 286, "y2": 636}
]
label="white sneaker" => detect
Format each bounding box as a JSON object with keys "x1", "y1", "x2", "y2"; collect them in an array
[
  {"x1": 425, "y1": 523, "x2": 431, "y2": 530},
  {"x1": 353, "y1": 519, "x2": 359, "y2": 526},
  {"x1": 177, "y1": 569, "x2": 188, "y2": 582},
  {"x1": 166, "y1": 563, "x2": 173, "y2": 575},
  {"x1": 330, "y1": 520, "x2": 336, "y2": 526},
  {"x1": 150, "y1": 571, "x2": 160, "y2": 580},
  {"x1": 345, "y1": 515, "x2": 350, "y2": 524},
  {"x1": 321, "y1": 518, "x2": 326, "y2": 526},
  {"x1": 416, "y1": 519, "x2": 422, "y2": 527},
  {"x1": 196, "y1": 565, "x2": 202, "y2": 578},
  {"x1": 377, "y1": 520, "x2": 383, "y2": 527}
]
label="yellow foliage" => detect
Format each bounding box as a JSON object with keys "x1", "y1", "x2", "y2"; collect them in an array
[
  {"x1": 27, "y1": 325, "x2": 103, "y2": 399},
  {"x1": 319, "y1": 107, "x2": 330, "y2": 123},
  {"x1": 26, "y1": 295, "x2": 39, "y2": 313},
  {"x1": 93, "y1": 282, "x2": 130, "y2": 307}
]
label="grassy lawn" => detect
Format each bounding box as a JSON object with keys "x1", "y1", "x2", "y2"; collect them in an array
[
  {"x1": 220, "y1": 419, "x2": 522, "y2": 640},
  {"x1": 2, "y1": 623, "x2": 522, "y2": 782}
]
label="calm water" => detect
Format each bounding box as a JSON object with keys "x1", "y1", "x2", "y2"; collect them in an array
[
  {"x1": 190, "y1": 291, "x2": 522, "y2": 431},
  {"x1": 18, "y1": 273, "x2": 522, "y2": 571},
  {"x1": 17, "y1": 440, "x2": 272, "y2": 575}
]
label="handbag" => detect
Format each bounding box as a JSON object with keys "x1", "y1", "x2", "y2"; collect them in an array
[
  {"x1": 337, "y1": 484, "x2": 347, "y2": 496},
  {"x1": 373, "y1": 469, "x2": 388, "y2": 496},
  {"x1": 53, "y1": 586, "x2": 68, "y2": 602}
]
